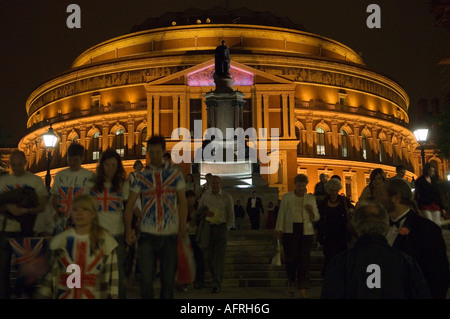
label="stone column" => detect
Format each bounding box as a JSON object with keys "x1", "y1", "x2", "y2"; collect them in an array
[
  {"x1": 282, "y1": 93, "x2": 288, "y2": 138},
  {"x1": 153, "y1": 95, "x2": 160, "y2": 135}
]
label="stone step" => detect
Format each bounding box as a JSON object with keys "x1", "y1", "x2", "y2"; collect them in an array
[{"x1": 224, "y1": 263, "x2": 323, "y2": 272}]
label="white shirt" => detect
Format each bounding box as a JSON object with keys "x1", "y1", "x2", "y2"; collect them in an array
[
  {"x1": 251, "y1": 197, "x2": 256, "y2": 208},
  {"x1": 291, "y1": 196, "x2": 305, "y2": 223},
  {"x1": 50, "y1": 167, "x2": 93, "y2": 218},
  {"x1": 198, "y1": 189, "x2": 235, "y2": 229},
  {"x1": 86, "y1": 180, "x2": 129, "y2": 236},
  {"x1": 386, "y1": 209, "x2": 410, "y2": 246},
  {"x1": 0, "y1": 172, "x2": 48, "y2": 232}
]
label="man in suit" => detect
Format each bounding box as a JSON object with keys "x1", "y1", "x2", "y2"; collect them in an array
[
  {"x1": 246, "y1": 190, "x2": 264, "y2": 230},
  {"x1": 378, "y1": 178, "x2": 450, "y2": 299},
  {"x1": 321, "y1": 200, "x2": 431, "y2": 299}
]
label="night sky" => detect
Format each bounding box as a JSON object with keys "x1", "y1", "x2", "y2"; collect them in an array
[{"x1": 0, "y1": 0, "x2": 448, "y2": 146}]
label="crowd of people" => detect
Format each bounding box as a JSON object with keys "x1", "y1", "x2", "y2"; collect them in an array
[{"x1": 0, "y1": 137, "x2": 449, "y2": 299}]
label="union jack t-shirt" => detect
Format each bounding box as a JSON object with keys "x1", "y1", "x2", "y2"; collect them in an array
[
  {"x1": 87, "y1": 181, "x2": 129, "y2": 236},
  {"x1": 50, "y1": 168, "x2": 93, "y2": 231},
  {"x1": 39, "y1": 228, "x2": 119, "y2": 299},
  {"x1": 130, "y1": 163, "x2": 185, "y2": 235}
]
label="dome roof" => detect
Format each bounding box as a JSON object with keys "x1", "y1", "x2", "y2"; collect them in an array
[{"x1": 129, "y1": 6, "x2": 307, "y2": 33}]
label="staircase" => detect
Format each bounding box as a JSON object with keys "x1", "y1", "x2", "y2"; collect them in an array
[{"x1": 218, "y1": 229, "x2": 324, "y2": 288}]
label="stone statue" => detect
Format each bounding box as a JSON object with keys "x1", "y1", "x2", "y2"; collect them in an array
[{"x1": 214, "y1": 40, "x2": 230, "y2": 78}]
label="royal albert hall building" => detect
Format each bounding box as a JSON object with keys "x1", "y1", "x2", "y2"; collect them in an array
[{"x1": 19, "y1": 7, "x2": 424, "y2": 200}]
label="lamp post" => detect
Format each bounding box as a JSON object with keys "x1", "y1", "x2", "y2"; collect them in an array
[
  {"x1": 414, "y1": 128, "x2": 428, "y2": 174},
  {"x1": 43, "y1": 125, "x2": 58, "y2": 190}
]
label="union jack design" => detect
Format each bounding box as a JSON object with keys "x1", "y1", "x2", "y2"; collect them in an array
[
  {"x1": 9, "y1": 237, "x2": 47, "y2": 265},
  {"x1": 138, "y1": 169, "x2": 181, "y2": 232},
  {"x1": 56, "y1": 237, "x2": 104, "y2": 299},
  {"x1": 90, "y1": 188, "x2": 122, "y2": 213},
  {"x1": 58, "y1": 186, "x2": 84, "y2": 218},
  {"x1": 4, "y1": 184, "x2": 23, "y2": 191}
]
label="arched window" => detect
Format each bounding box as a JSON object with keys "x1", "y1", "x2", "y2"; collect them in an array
[
  {"x1": 316, "y1": 127, "x2": 325, "y2": 155},
  {"x1": 361, "y1": 133, "x2": 367, "y2": 160},
  {"x1": 295, "y1": 126, "x2": 302, "y2": 155},
  {"x1": 379, "y1": 139, "x2": 384, "y2": 163},
  {"x1": 92, "y1": 132, "x2": 100, "y2": 161},
  {"x1": 340, "y1": 130, "x2": 348, "y2": 158},
  {"x1": 141, "y1": 127, "x2": 147, "y2": 156},
  {"x1": 115, "y1": 128, "x2": 125, "y2": 157}
]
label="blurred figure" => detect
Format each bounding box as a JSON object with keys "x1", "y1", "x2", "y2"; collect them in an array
[
  {"x1": 265, "y1": 201, "x2": 276, "y2": 229},
  {"x1": 87, "y1": 148, "x2": 129, "y2": 299},
  {"x1": 0, "y1": 150, "x2": 48, "y2": 299},
  {"x1": 201, "y1": 173, "x2": 213, "y2": 196},
  {"x1": 246, "y1": 190, "x2": 264, "y2": 230},
  {"x1": 125, "y1": 159, "x2": 143, "y2": 280},
  {"x1": 163, "y1": 152, "x2": 182, "y2": 171},
  {"x1": 390, "y1": 164, "x2": 414, "y2": 189},
  {"x1": 185, "y1": 173, "x2": 201, "y2": 199},
  {"x1": 321, "y1": 200, "x2": 431, "y2": 299},
  {"x1": 39, "y1": 194, "x2": 119, "y2": 299},
  {"x1": 185, "y1": 190, "x2": 205, "y2": 290},
  {"x1": 358, "y1": 168, "x2": 386, "y2": 202},
  {"x1": 198, "y1": 175, "x2": 234, "y2": 293},
  {"x1": 314, "y1": 173, "x2": 329, "y2": 202},
  {"x1": 414, "y1": 163, "x2": 446, "y2": 226},
  {"x1": 379, "y1": 178, "x2": 450, "y2": 299},
  {"x1": 275, "y1": 174, "x2": 320, "y2": 298},
  {"x1": 233, "y1": 199, "x2": 245, "y2": 230},
  {"x1": 124, "y1": 135, "x2": 187, "y2": 299},
  {"x1": 51, "y1": 143, "x2": 93, "y2": 233},
  {"x1": 316, "y1": 178, "x2": 354, "y2": 275}
]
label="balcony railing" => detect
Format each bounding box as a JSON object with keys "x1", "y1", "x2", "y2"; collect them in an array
[{"x1": 27, "y1": 101, "x2": 147, "y2": 133}]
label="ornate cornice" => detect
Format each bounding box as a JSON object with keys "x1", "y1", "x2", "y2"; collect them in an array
[{"x1": 27, "y1": 54, "x2": 407, "y2": 121}]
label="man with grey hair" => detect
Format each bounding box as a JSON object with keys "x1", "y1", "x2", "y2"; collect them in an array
[
  {"x1": 321, "y1": 200, "x2": 431, "y2": 299},
  {"x1": 378, "y1": 178, "x2": 449, "y2": 299}
]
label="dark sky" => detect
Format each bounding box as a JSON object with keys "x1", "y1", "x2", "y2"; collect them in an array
[{"x1": 0, "y1": 0, "x2": 448, "y2": 146}]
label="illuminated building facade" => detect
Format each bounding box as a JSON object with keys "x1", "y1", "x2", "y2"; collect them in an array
[{"x1": 19, "y1": 7, "x2": 423, "y2": 199}]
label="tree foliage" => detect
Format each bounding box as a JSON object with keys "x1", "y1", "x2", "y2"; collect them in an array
[{"x1": 431, "y1": 103, "x2": 450, "y2": 159}]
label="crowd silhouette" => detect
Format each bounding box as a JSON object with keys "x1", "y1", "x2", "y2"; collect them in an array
[{"x1": 0, "y1": 139, "x2": 449, "y2": 299}]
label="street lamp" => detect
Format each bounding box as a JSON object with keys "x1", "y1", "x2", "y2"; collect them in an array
[
  {"x1": 43, "y1": 125, "x2": 58, "y2": 190},
  {"x1": 414, "y1": 128, "x2": 428, "y2": 174}
]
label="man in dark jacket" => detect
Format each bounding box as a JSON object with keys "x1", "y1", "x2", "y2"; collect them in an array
[
  {"x1": 379, "y1": 178, "x2": 450, "y2": 299},
  {"x1": 246, "y1": 190, "x2": 264, "y2": 230},
  {"x1": 321, "y1": 200, "x2": 431, "y2": 299}
]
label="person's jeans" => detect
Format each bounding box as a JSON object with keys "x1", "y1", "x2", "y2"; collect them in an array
[
  {"x1": 113, "y1": 234, "x2": 127, "y2": 299},
  {"x1": 137, "y1": 233, "x2": 178, "y2": 299}
]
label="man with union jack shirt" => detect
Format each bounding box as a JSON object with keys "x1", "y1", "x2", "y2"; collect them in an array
[
  {"x1": 0, "y1": 150, "x2": 48, "y2": 298},
  {"x1": 125, "y1": 135, "x2": 187, "y2": 299},
  {"x1": 50, "y1": 143, "x2": 93, "y2": 234}
]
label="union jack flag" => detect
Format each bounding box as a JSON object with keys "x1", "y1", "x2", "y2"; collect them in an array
[
  {"x1": 9, "y1": 237, "x2": 47, "y2": 265},
  {"x1": 56, "y1": 238, "x2": 104, "y2": 299},
  {"x1": 139, "y1": 169, "x2": 181, "y2": 232},
  {"x1": 9, "y1": 237, "x2": 50, "y2": 285},
  {"x1": 58, "y1": 186, "x2": 84, "y2": 218},
  {"x1": 90, "y1": 188, "x2": 122, "y2": 213}
]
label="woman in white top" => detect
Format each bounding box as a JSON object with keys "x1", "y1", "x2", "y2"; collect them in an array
[
  {"x1": 275, "y1": 174, "x2": 320, "y2": 298},
  {"x1": 87, "y1": 148, "x2": 128, "y2": 299}
]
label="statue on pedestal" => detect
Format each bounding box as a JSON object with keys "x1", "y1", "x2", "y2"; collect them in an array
[{"x1": 214, "y1": 40, "x2": 230, "y2": 78}]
